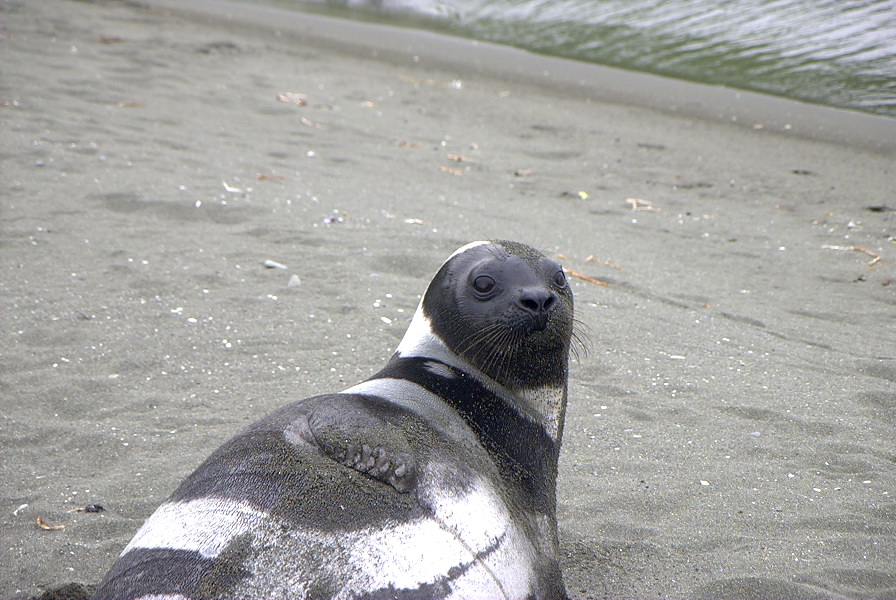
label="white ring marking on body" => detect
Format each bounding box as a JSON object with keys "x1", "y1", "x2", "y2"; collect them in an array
[
  {"x1": 341, "y1": 378, "x2": 478, "y2": 447},
  {"x1": 122, "y1": 498, "x2": 267, "y2": 559}
]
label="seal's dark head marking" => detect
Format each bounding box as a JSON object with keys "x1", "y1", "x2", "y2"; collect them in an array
[{"x1": 418, "y1": 240, "x2": 573, "y2": 392}]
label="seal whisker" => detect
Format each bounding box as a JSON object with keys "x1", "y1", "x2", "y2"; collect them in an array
[
  {"x1": 492, "y1": 328, "x2": 526, "y2": 388},
  {"x1": 495, "y1": 330, "x2": 523, "y2": 387},
  {"x1": 476, "y1": 329, "x2": 514, "y2": 384},
  {"x1": 570, "y1": 318, "x2": 592, "y2": 362},
  {"x1": 455, "y1": 323, "x2": 505, "y2": 360},
  {"x1": 460, "y1": 325, "x2": 518, "y2": 384},
  {"x1": 453, "y1": 321, "x2": 502, "y2": 352}
]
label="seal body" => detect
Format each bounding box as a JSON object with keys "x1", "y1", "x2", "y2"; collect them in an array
[{"x1": 93, "y1": 240, "x2": 574, "y2": 600}]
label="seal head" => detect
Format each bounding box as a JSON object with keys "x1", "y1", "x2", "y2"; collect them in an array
[
  {"x1": 397, "y1": 240, "x2": 573, "y2": 439},
  {"x1": 426, "y1": 240, "x2": 571, "y2": 387}
]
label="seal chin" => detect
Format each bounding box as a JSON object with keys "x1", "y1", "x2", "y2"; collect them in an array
[{"x1": 529, "y1": 315, "x2": 550, "y2": 333}]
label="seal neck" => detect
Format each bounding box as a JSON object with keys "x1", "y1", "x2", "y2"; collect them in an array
[{"x1": 395, "y1": 304, "x2": 567, "y2": 443}]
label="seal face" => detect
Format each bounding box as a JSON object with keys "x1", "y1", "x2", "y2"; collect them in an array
[{"x1": 93, "y1": 240, "x2": 573, "y2": 600}]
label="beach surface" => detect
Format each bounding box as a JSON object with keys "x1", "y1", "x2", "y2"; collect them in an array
[{"x1": 2, "y1": 0, "x2": 894, "y2": 598}]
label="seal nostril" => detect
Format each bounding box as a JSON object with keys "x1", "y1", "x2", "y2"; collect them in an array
[{"x1": 521, "y1": 298, "x2": 539, "y2": 312}]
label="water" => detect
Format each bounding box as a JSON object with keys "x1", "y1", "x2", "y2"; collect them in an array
[{"x1": 268, "y1": 0, "x2": 896, "y2": 118}]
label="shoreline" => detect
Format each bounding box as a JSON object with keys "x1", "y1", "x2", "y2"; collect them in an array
[{"x1": 145, "y1": 0, "x2": 896, "y2": 154}]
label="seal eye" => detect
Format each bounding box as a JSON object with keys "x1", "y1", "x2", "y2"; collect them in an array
[
  {"x1": 472, "y1": 275, "x2": 496, "y2": 295},
  {"x1": 553, "y1": 269, "x2": 568, "y2": 288}
]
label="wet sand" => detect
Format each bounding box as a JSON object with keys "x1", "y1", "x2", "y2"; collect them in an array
[{"x1": 2, "y1": 0, "x2": 894, "y2": 598}]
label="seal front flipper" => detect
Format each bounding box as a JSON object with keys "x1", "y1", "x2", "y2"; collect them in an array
[{"x1": 286, "y1": 394, "x2": 418, "y2": 493}]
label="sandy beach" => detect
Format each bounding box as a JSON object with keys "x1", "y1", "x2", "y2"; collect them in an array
[{"x1": 2, "y1": 0, "x2": 894, "y2": 598}]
